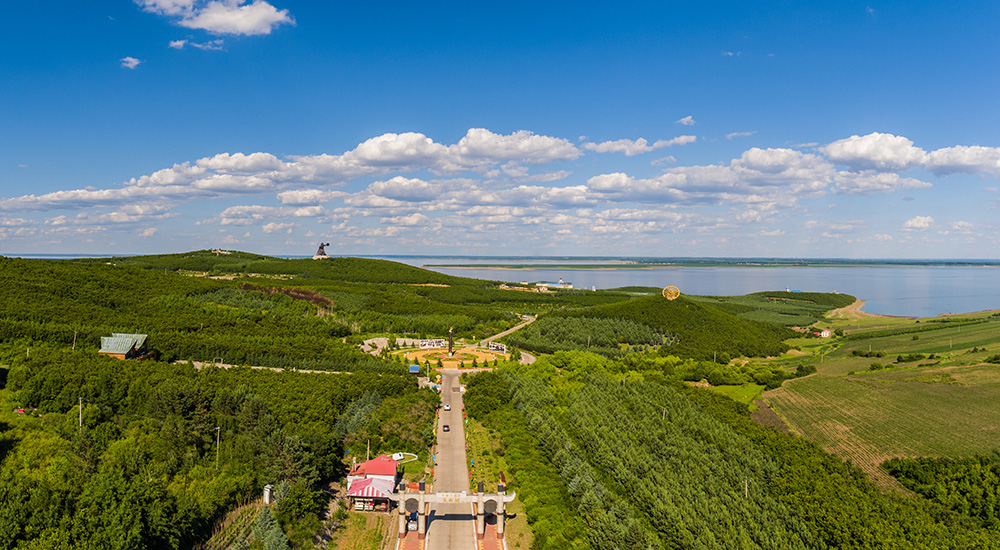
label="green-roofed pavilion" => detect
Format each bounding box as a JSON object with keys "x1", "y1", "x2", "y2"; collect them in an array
[{"x1": 99, "y1": 333, "x2": 148, "y2": 359}]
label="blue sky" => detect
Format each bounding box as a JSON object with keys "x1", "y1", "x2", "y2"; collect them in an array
[{"x1": 2, "y1": 1, "x2": 999, "y2": 258}]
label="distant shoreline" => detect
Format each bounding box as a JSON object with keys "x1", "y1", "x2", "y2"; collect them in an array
[{"x1": 424, "y1": 262, "x2": 1000, "y2": 270}]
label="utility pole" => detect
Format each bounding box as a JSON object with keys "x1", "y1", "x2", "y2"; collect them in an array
[{"x1": 215, "y1": 427, "x2": 221, "y2": 469}]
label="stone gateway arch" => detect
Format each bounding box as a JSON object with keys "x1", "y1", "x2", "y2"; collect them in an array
[{"x1": 389, "y1": 481, "x2": 516, "y2": 541}]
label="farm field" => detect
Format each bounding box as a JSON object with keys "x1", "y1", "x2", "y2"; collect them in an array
[
  {"x1": 761, "y1": 309, "x2": 1000, "y2": 377},
  {"x1": 762, "y1": 308, "x2": 1000, "y2": 490}
]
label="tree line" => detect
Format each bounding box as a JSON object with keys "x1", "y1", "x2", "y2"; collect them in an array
[
  {"x1": 460, "y1": 354, "x2": 999, "y2": 549},
  {"x1": 0, "y1": 342, "x2": 434, "y2": 549}
]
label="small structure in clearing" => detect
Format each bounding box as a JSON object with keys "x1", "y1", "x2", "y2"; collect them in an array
[
  {"x1": 98, "y1": 333, "x2": 157, "y2": 360},
  {"x1": 346, "y1": 454, "x2": 400, "y2": 512}
]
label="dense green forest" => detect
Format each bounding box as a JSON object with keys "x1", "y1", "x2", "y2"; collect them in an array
[
  {"x1": 883, "y1": 454, "x2": 1000, "y2": 529},
  {"x1": 504, "y1": 316, "x2": 669, "y2": 357},
  {"x1": 0, "y1": 342, "x2": 433, "y2": 549},
  {"x1": 541, "y1": 295, "x2": 797, "y2": 360},
  {"x1": 464, "y1": 356, "x2": 999, "y2": 549},
  {"x1": 688, "y1": 291, "x2": 856, "y2": 326},
  {"x1": 7, "y1": 251, "x2": 989, "y2": 549}
]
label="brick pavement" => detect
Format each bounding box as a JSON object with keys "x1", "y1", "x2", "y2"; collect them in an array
[{"x1": 476, "y1": 513, "x2": 505, "y2": 550}]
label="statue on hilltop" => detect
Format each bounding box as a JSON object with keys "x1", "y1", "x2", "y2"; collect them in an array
[{"x1": 313, "y1": 242, "x2": 331, "y2": 260}]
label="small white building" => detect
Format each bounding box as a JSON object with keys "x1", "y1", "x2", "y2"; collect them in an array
[{"x1": 535, "y1": 278, "x2": 574, "y2": 290}]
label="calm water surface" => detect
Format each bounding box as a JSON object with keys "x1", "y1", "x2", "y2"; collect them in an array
[{"x1": 401, "y1": 262, "x2": 1000, "y2": 318}]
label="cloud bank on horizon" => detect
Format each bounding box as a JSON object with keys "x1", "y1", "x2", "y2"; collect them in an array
[
  {"x1": 3, "y1": 2, "x2": 999, "y2": 257},
  {"x1": 3, "y1": 128, "x2": 999, "y2": 257}
]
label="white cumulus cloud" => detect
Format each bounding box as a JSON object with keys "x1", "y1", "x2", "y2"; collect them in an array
[
  {"x1": 197, "y1": 152, "x2": 283, "y2": 173},
  {"x1": 380, "y1": 213, "x2": 431, "y2": 226},
  {"x1": 822, "y1": 132, "x2": 927, "y2": 171},
  {"x1": 262, "y1": 222, "x2": 296, "y2": 233},
  {"x1": 120, "y1": 56, "x2": 142, "y2": 69},
  {"x1": 276, "y1": 189, "x2": 346, "y2": 205},
  {"x1": 137, "y1": 0, "x2": 294, "y2": 36},
  {"x1": 832, "y1": 171, "x2": 932, "y2": 195},
  {"x1": 925, "y1": 145, "x2": 1000, "y2": 177},
  {"x1": 368, "y1": 176, "x2": 440, "y2": 202},
  {"x1": 583, "y1": 136, "x2": 696, "y2": 156},
  {"x1": 903, "y1": 216, "x2": 934, "y2": 230},
  {"x1": 676, "y1": 116, "x2": 695, "y2": 126},
  {"x1": 451, "y1": 128, "x2": 580, "y2": 166}
]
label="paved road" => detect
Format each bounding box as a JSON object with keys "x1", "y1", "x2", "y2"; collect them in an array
[{"x1": 426, "y1": 369, "x2": 474, "y2": 550}]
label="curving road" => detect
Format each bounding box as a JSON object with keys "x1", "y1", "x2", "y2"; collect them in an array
[{"x1": 478, "y1": 315, "x2": 535, "y2": 347}]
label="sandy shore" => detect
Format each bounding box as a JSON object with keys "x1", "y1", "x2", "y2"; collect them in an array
[
  {"x1": 827, "y1": 299, "x2": 884, "y2": 319},
  {"x1": 827, "y1": 299, "x2": 919, "y2": 320}
]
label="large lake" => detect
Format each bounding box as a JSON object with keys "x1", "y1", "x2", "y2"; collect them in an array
[{"x1": 382, "y1": 258, "x2": 1000, "y2": 318}]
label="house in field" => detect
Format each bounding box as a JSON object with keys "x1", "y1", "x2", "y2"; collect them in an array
[
  {"x1": 98, "y1": 333, "x2": 155, "y2": 360},
  {"x1": 346, "y1": 454, "x2": 400, "y2": 511}
]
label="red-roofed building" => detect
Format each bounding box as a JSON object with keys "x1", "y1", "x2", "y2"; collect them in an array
[
  {"x1": 348, "y1": 454, "x2": 398, "y2": 484},
  {"x1": 347, "y1": 454, "x2": 399, "y2": 511}
]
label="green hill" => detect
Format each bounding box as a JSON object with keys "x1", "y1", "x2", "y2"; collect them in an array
[
  {"x1": 553, "y1": 294, "x2": 796, "y2": 360},
  {"x1": 86, "y1": 250, "x2": 471, "y2": 286},
  {"x1": 688, "y1": 291, "x2": 856, "y2": 326}
]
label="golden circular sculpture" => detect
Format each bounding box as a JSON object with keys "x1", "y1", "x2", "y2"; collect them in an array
[{"x1": 662, "y1": 286, "x2": 681, "y2": 300}]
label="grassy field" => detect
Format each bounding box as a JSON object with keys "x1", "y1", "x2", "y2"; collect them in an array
[
  {"x1": 760, "y1": 309, "x2": 1000, "y2": 490},
  {"x1": 760, "y1": 309, "x2": 1000, "y2": 376},
  {"x1": 704, "y1": 383, "x2": 764, "y2": 409},
  {"x1": 328, "y1": 512, "x2": 391, "y2": 550}
]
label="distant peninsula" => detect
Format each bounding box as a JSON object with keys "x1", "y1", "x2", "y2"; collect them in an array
[{"x1": 424, "y1": 258, "x2": 1000, "y2": 269}]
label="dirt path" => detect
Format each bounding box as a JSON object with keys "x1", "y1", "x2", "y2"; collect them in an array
[
  {"x1": 479, "y1": 315, "x2": 535, "y2": 346},
  {"x1": 183, "y1": 361, "x2": 350, "y2": 375}
]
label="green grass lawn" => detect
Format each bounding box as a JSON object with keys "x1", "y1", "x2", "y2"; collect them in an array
[{"x1": 705, "y1": 383, "x2": 765, "y2": 409}]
